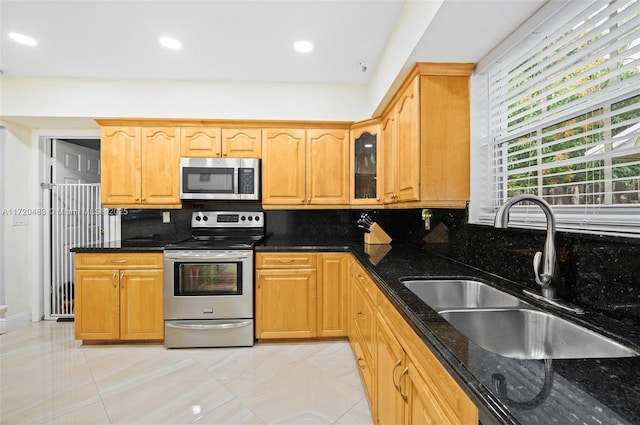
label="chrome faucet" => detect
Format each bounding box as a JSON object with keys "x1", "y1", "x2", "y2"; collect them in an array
[{"x1": 494, "y1": 194, "x2": 558, "y2": 300}]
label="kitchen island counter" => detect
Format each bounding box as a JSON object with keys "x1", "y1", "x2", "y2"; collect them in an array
[{"x1": 257, "y1": 238, "x2": 640, "y2": 425}]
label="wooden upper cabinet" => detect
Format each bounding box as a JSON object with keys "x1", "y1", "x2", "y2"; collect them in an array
[
  {"x1": 420, "y1": 73, "x2": 471, "y2": 206},
  {"x1": 222, "y1": 128, "x2": 262, "y2": 158},
  {"x1": 141, "y1": 127, "x2": 181, "y2": 206},
  {"x1": 262, "y1": 128, "x2": 307, "y2": 205},
  {"x1": 180, "y1": 127, "x2": 261, "y2": 158},
  {"x1": 394, "y1": 78, "x2": 421, "y2": 203},
  {"x1": 100, "y1": 126, "x2": 142, "y2": 205},
  {"x1": 380, "y1": 63, "x2": 473, "y2": 208},
  {"x1": 101, "y1": 125, "x2": 180, "y2": 208},
  {"x1": 351, "y1": 120, "x2": 382, "y2": 205},
  {"x1": 383, "y1": 77, "x2": 420, "y2": 205},
  {"x1": 381, "y1": 112, "x2": 396, "y2": 204},
  {"x1": 180, "y1": 127, "x2": 222, "y2": 157},
  {"x1": 307, "y1": 128, "x2": 349, "y2": 205},
  {"x1": 262, "y1": 127, "x2": 349, "y2": 207}
]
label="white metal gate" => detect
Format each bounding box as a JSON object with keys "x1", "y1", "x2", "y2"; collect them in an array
[{"x1": 49, "y1": 183, "x2": 104, "y2": 318}]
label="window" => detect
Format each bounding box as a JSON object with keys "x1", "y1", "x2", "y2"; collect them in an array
[{"x1": 485, "y1": 0, "x2": 640, "y2": 236}]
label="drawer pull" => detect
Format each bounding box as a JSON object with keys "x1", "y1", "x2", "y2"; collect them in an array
[
  {"x1": 399, "y1": 367, "x2": 409, "y2": 401},
  {"x1": 111, "y1": 259, "x2": 128, "y2": 264},
  {"x1": 277, "y1": 259, "x2": 295, "y2": 263},
  {"x1": 392, "y1": 359, "x2": 402, "y2": 392}
]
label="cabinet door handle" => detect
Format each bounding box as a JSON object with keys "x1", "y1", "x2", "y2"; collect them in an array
[
  {"x1": 399, "y1": 367, "x2": 409, "y2": 402},
  {"x1": 392, "y1": 359, "x2": 402, "y2": 392},
  {"x1": 357, "y1": 311, "x2": 365, "y2": 320},
  {"x1": 357, "y1": 357, "x2": 366, "y2": 370},
  {"x1": 111, "y1": 272, "x2": 117, "y2": 288},
  {"x1": 120, "y1": 272, "x2": 125, "y2": 289}
]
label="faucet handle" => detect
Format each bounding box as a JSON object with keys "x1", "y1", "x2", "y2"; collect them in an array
[{"x1": 533, "y1": 251, "x2": 552, "y2": 287}]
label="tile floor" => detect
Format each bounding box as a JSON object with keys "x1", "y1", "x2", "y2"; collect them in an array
[{"x1": 0, "y1": 321, "x2": 373, "y2": 425}]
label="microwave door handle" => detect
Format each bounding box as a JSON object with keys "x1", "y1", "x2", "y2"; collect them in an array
[{"x1": 234, "y1": 168, "x2": 240, "y2": 194}]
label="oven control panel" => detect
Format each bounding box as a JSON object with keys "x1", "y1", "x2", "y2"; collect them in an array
[{"x1": 192, "y1": 211, "x2": 264, "y2": 228}]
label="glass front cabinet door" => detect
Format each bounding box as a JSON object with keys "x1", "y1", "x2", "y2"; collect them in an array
[{"x1": 350, "y1": 120, "x2": 381, "y2": 205}]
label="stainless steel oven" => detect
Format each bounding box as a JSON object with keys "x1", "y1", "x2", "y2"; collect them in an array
[{"x1": 163, "y1": 211, "x2": 264, "y2": 348}]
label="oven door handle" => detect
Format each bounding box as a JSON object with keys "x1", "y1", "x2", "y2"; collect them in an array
[
  {"x1": 164, "y1": 252, "x2": 251, "y2": 260},
  {"x1": 166, "y1": 321, "x2": 252, "y2": 330}
]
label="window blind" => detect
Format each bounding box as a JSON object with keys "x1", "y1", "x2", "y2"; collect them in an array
[{"x1": 487, "y1": 0, "x2": 640, "y2": 235}]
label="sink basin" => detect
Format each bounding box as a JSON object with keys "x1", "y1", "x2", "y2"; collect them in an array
[
  {"x1": 402, "y1": 279, "x2": 524, "y2": 312},
  {"x1": 440, "y1": 308, "x2": 640, "y2": 359}
]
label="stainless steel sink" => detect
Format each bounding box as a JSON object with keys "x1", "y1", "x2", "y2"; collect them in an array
[
  {"x1": 402, "y1": 279, "x2": 524, "y2": 312},
  {"x1": 440, "y1": 308, "x2": 640, "y2": 359}
]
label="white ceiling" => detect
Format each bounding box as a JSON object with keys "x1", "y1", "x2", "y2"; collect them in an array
[{"x1": 1, "y1": 0, "x2": 547, "y2": 86}]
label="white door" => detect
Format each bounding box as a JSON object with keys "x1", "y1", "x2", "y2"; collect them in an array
[
  {"x1": 49, "y1": 140, "x2": 102, "y2": 318},
  {"x1": 53, "y1": 140, "x2": 100, "y2": 184}
]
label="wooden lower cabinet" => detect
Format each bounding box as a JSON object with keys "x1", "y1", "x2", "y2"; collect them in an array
[
  {"x1": 376, "y1": 314, "x2": 407, "y2": 425},
  {"x1": 255, "y1": 267, "x2": 318, "y2": 339},
  {"x1": 318, "y1": 253, "x2": 348, "y2": 337},
  {"x1": 74, "y1": 253, "x2": 164, "y2": 341},
  {"x1": 348, "y1": 257, "x2": 377, "y2": 410},
  {"x1": 407, "y1": 360, "x2": 453, "y2": 424},
  {"x1": 348, "y1": 254, "x2": 479, "y2": 425},
  {"x1": 255, "y1": 252, "x2": 348, "y2": 339}
]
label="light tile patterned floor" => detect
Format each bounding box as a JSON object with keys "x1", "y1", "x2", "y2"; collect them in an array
[{"x1": 0, "y1": 321, "x2": 373, "y2": 425}]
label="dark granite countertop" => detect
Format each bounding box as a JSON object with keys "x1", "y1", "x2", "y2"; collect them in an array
[
  {"x1": 257, "y1": 236, "x2": 640, "y2": 425},
  {"x1": 70, "y1": 236, "x2": 172, "y2": 252}
]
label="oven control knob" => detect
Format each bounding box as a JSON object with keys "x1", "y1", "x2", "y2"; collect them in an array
[
  {"x1": 202, "y1": 216, "x2": 209, "y2": 221},
  {"x1": 195, "y1": 216, "x2": 201, "y2": 221},
  {"x1": 254, "y1": 216, "x2": 260, "y2": 221},
  {"x1": 241, "y1": 216, "x2": 246, "y2": 221},
  {"x1": 248, "y1": 216, "x2": 253, "y2": 221}
]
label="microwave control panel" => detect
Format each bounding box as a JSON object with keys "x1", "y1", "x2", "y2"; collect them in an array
[{"x1": 239, "y1": 168, "x2": 255, "y2": 194}]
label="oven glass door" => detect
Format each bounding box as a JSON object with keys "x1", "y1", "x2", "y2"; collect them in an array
[
  {"x1": 182, "y1": 167, "x2": 236, "y2": 195},
  {"x1": 174, "y1": 261, "x2": 242, "y2": 296}
]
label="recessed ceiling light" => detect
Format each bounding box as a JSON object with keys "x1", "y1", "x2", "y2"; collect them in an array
[
  {"x1": 8, "y1": 32, "x2": 38, "y2": 46},
  {"x1": 293, "y1": 40, "x2": 314, "y2": 53},
  {"x1": 159, "y1": 36, "x2": 182, "y2": 50}
]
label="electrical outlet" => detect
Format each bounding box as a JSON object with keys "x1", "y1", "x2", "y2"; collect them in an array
[
  {"x1": 163, "y1": 211, "x2": 170, "y2": 223},
  {"x1": 11, "y1": 215, "x2": 27, "y2": 226}
]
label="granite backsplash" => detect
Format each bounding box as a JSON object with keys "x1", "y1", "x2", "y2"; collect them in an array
[
  {"x1": 120, "y1": 207, "x2": 466, "y2": 247},
  {"x1": 447, "y1": 223, "x2": 640, "y2": 326},
  {"x1": 120, "y1": 206, "x2": 639, "y2": 325}
]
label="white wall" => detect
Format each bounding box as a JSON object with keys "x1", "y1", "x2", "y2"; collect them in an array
[
  {"x1": 0, "y1": 124, "x2": 35, "y2": 331},
  {"x1": 0, "y1": 128, "x2": 5, "y2": 310},
  {"x1": 1, "y1": 78, "x2": 372, "y2": 125}
]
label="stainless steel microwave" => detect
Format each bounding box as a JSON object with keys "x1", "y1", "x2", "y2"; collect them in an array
[{"x1": 179, "y1": 158, "x2": 260, "y2": 201}]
